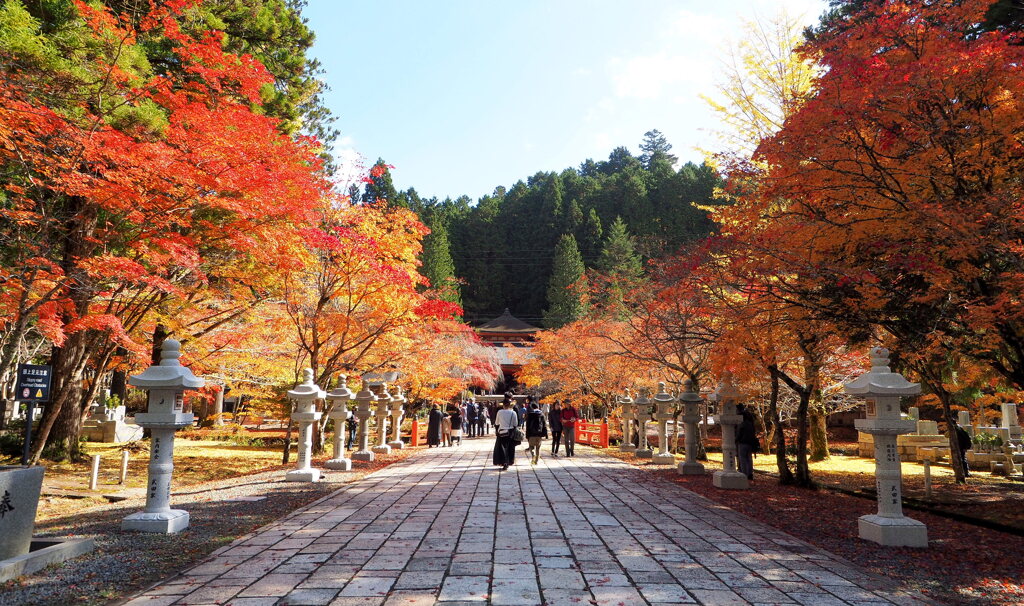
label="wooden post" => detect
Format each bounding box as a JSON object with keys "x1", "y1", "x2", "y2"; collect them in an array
[
  {"x1": 89, "y1": 454, "x2": 101, "y2": 490},
  {"x1": 120, "y1": 450, "x2": 130, "y2": 484},
  {"x1": 410, "y1": 419, "x2": 419, "y2": 447}
]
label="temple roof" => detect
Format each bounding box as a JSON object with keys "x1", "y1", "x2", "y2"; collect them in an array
[{"x1": 476, "y1": 309, "x2": 540, "y2": 334}]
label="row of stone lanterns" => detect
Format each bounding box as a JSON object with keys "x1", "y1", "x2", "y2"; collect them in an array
[{"x1": 615, "y1": 348, "x2": 927, "y2": 548}]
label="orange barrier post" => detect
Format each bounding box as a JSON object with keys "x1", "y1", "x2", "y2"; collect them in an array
[
  {"x1": 600, "y1": 420, "x2": 609, "y2": 448},
  {"x1": 410, "y1": 419, "x2": 420, "y2": 447}
]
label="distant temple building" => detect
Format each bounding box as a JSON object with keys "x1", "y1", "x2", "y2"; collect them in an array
[{"x1": 475, "y1": 309, "x2": 539, "y2": 389}]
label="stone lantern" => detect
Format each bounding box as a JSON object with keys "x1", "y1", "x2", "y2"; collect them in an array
[
  {"x1": 285, "y1": 368, "x2": 325, "y2": 482},
  {"x1": 845, "y1": 347, "x2": 927, "y2": 548},
  {"x1": 711, "y1": 372, "x2": 748, "y2": 490},
  {"x1": 372, "y1": 384, "x2": 392, "y2": 455},
  {"x1": 619, "y1": 390, "x2": 635, "y2": 452},
  {"x1": 677, "y1": 379, "x2": 705, "y2": 475},
  {"x1": 351, "y1": 380, "x2": 376, "y2": 462},
  {"x1": 633, "y1": 388, "x2": 653, "y2": 458},
  {"x1": 387, "y1": 386, "x2": 406, "y2": 450},
  {"x1": 325, "y1": 375, "x2": 354, "y2": 471},
  {"x1": 653, "y1": 382, "x2": 677, "y2": 465},
  {"x1": 122, "y1": 339, "x2": 204, "y2": 533}
]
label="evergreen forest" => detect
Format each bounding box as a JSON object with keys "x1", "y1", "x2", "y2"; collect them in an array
[{"x1": 358, "y1": 131, "x2": 721, "y2": 326}]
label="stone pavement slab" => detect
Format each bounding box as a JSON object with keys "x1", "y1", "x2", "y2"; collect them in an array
[{"x1": 126, "y1": 438, "x2": 928, "y2": 605}]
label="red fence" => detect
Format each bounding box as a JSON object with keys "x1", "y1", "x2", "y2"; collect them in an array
[{"x1": 576, "y1": 420, "x2": 609, "y2": 448}]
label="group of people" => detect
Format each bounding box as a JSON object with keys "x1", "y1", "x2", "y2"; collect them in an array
[
  {"x1": 492, "y1": 393, "x2": 580, "y2": 470},
  {"x1": 425, "y1": 398, "x2": 497, "y2": 447}
]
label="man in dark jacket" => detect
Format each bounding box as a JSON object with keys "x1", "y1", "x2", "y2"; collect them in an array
[
  {"x1": 953, "y1": 419, "x2": 972, "y2": 477},
  {"x1": 466, "y1": 400, "x2": 478, "y2": 438},
  {"x1": 549, "y1": 402, "x2": 563, "y2": 456},
  {"x1": 525, "y1": 402, "x2": 548, "y2": 464},
  {"x1": 735, "y1": 404, "x2": 759, "y2": 480}
]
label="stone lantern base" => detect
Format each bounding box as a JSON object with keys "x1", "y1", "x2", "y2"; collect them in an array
[
  {"x1": 325, "y1": 457, "x2": 352, "y2": 471},
  {"x1": 619, "y1": 444, "x2": 636, "y2": 453},
  {"x1": 352, "y1": 450, "x2": 375, "y2": 462},
  {"x1": 122, "y1": 510, "x2": 190, "y2": 534},
  {"x1": 371, "y1": 444, "x2": 392, "y2": 455},
  {"x1": 652, "y1": 453, "x2": 676, "y2": 465},
  {"x1": 634, "y1": 448, "x2": 652, "y2": 459},
  {"x1": 285, "y1": 468, "x2": 320, "y2": 483},
  {"x1": 858, "y1": 514, "x2": 928, "y2": 548},
  {"x1": 678, "y1": 461, "x2": 705, "y2": 475},
  {"x1": 388, "y1": 440, "x2": 404, "y2": 450},
  {"x1": 713, "y1": 470, "x2": 749, "y2": 490}
]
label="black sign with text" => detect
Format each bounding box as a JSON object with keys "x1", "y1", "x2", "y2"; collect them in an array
[{"x1": 15, "y1": 364, "x2": 51, "y2": 402}]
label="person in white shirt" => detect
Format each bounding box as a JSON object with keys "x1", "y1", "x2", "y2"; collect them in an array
[{"x1": 492, "y1": 401, "x2": 518, "y2": 470}]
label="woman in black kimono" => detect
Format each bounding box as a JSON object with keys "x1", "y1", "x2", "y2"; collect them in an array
[{"x1": 426, "y1": 404, "x2": 442, "y2": 447}]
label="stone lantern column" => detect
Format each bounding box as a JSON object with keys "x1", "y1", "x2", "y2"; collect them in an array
[
  {"x1": 633, "y1": 389, "x2": 653, "y2": 458},
  {"x1": 351, "y1": 381, "x2": 376, "y2": 462},
  {"x1": 653, "y1": 382, "x2": 677, "y2": 465},
  {"x1": 388, "y1": 386, "x2": 406, "y2": 450},
  {"x1": 325, "y1": 375, "x2": 354, "y2": 471},
  {"x1": 845, "y1": 347, "x2": 927, "y2": 547},
  {"x1": 372, "y1": 384, "x2": 392, "y2": 455},
  {"x1": 677, "y1": 379, "x2": 705, "y2": 475},
  {"x1": 286, "y1": 369, "x2": 325, "y2": 482},
  {"x1": 711, "y1": 372, "x2": 748, "y2": 490},
  {"x1": 122, "y1": 339, "x2": 204, "y2": 534},
  {"x1": 619, "y1": 390, "x2": 635, "y2": 453}
]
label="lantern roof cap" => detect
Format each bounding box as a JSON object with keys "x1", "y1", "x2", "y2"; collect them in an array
[
  {"x1": 128, "y1": 339, "x2": 205, "y2": 390},
  {"x1": 678, "y1": 378, "x2": 702, "y2": 403},
  {"x1": 844, "y1": 347, "x2": 920, "y2": 396},
  {"x1": 289, "y1": 368, "x2": 325, "y2": 400},
  {"x1": 326, "y1": 375, "x2": 354, "y2": 400}
]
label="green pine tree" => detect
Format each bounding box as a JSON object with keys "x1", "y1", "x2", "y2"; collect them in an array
[
  {"x1": 598, "y1": 217, "x2": 643, "y2": 278},
  {"x1": 543, "y1": 234, "x2": 587, "y2": 328},
  {"x1": 420, "y1": 216, "x2": 461, "y2": 306}
]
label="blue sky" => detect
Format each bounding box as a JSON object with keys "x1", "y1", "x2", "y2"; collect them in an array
[{"x1": 304, "y1": 0, "x2": 827, "y2": 202}]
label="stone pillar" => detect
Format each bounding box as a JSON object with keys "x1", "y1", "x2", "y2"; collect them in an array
[
  {"x1": 958, "y1": 410, "x2": 974, "y2": 437},
  {"x1": 372, "y1": 385, "x2": 392, "y2": 455},
  {"x1": 325, "y1": 375, "x2": 354, "y2": 471},
  {"x1": 122, "y1": 339, "x2": 203, "y2": 534},
  {"x1": 351, "y1": 381, "x2": 376, "y2": 462},
  {"x1": 907, "y1": 406, "x2": 920, "y2": 422},
  {"x1": 286, "y1": 369, "x2": 325, "y2": 482},
  {"x1": 1000, "y1": 403, "x2": 1022, "y2": 441},
  {"x1": 633, "y1": 389, "x2": 653, "y2": 458},
  {"x1": 846, "y1": 347, "x2": 928, "y2": 548},
  {"x1": 677, "y1": 379, "x2": 705, "y2": 475},
  {"x1": 619, "y1": 390, "x2": 635, "y2": 453},
  {"x1": 653, "y1": 382, "x2": 676, "y2": 465},
  {"x1": 388, "y1": 386, "x2": 406, "y2": 450},
  {"x1": 711, "y1": 372, "x2": 748, "y2": 490}
]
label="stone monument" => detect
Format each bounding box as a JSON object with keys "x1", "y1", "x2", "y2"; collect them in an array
[
  {"x1": 388, "y1": 386, "x2": 406, "y2": 450},
  {"x1": 122, "y1": 339, "x2": 203, "y2": 533},
  {"x1": 633, "y1": 388, "x2": 653, "y2": 458},
  {"x1": 711, "y1": 372, "x2": 748, "y2": 490},
  {"x1": 846, "y1": 346, "x2": 928, "y2": 548},
  {"x1": 351, "y1": 380, "x2": 376, "y2": 462},
  {"x1": 619, "y1": 390, "x2": 635, "y2": 453},
  {"x1": 285, "y1": 369, "x2": 324, "y2": 482},
  {"x1": 652, "y1": 382, "x2": 677, "y2": 465},
  {"x1": 372, "y1": 385, "x2": 392, "y2": 455},
  {"x1": 677, "y1": 379, "x2": 705, "y2": 475},
  {"x1": 325, "y1": 375, "x2": 354, "y2": 471}
]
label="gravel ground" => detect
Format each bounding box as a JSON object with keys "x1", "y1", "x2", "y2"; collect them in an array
[{"x1": 0, "y1": 449, "x2": 417, "y2": 606}]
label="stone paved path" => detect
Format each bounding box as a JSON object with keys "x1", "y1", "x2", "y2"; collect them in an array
[{"x1": 124, "y1": 439, "x2": 927, "y2": 606}]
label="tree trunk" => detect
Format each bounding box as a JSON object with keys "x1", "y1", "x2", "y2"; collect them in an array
[
  {"x1": 809, "y1": 407, "x2": 829, "y2": 462},
  {"x1": 30, "y1": 330, "x2": 90, "y2": 463},
  {"x1": 282, "y1": 419, "x2": 293, "y2": 464},
  {"x1": 772, "y1": 364, "x2": 813, "y2": 488},
  {"x1": 47, "y1": 383, "x2": 86, "y2": 461},
  {"x1": 768, "y1": 367, "x2": 794, "y2": 484}
]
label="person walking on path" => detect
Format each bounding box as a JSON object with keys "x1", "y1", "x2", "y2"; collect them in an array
[
  {"x1": 493, "y1": 401, "x2": 518, "y2": 470},
  {"x1": 516, "y1": 398, "x2": 528, "y2": 427},
  {"x1": 953, "y1": 419, "x2": 972, "y2": 477},
  {"x1": 479, "y1": 402, "x2": 490, "y2": 435},
  {"x1": 441, "y1": 412, "x2": 453, "y2": 447},
  {"x1": 736, "y1": 404, "x2": 760, "y2": 480},
  {"x1": 560, "y1": 401, "x2": 579, "y2": 457},
  {"x1": 549, "y1": 402, "x2": 563, "y2": 456},
  {"x1": 450, "y1": 408, "x2": 463, "y2": 446},
  {"x1": 466, "y1": 400, "x2": 478, "y2": 438},
  {"x1": 426, "y1": 404, "x2": 443, "y2": 447},
  {"x1": 525, "y1": 401, "x2": 548, "y2": 464}
]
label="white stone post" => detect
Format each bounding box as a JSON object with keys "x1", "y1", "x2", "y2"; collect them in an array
[
  {"x1": 633, "y1": 389, "x2": 653, "y2": 458},
  {"x1": 677, "y1": 379, "x2": 705, "y2": 475},
  {"x1": 388, "y1": 386, "x2": 406, "y2": 450},
  {"x1": 286, "y1": 368, "x2": 325, "y2": 482},
  {"x1": 372, "y1": 384, "x2": 392, "y2": 455},
  {"x1": 653, "y1": 382, "x2": 676, "y2": 465},
  {"x1": 619, "y1": 390, "x2": 635, "y2": 452},
  {"x1": 351, "y1": 381, "x2": 376, "y2": 462},
  {"x1": 122, "y1": 339, "x2": 203, "y2": 534},
  {"x1": 325, "y1": 375, "x2": 354, "y2": 471},
  {"x1": 846, "y1": 347, "x2": 928, "y2": 548},
  {"x1": 958, "y1": 410, "x2": 974, "y2": 438},
  {"x1": 711, "y1": 372, "x2": 748, "y2": 490}
]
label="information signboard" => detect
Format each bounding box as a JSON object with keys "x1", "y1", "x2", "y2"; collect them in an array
[{"x1": 15, "y1": 364, "x2": 51, "y2": 403}]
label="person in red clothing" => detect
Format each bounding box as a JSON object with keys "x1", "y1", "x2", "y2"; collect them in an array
[{"x1": 560, "y1": 401, "x2": 578, "y2": 457}]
